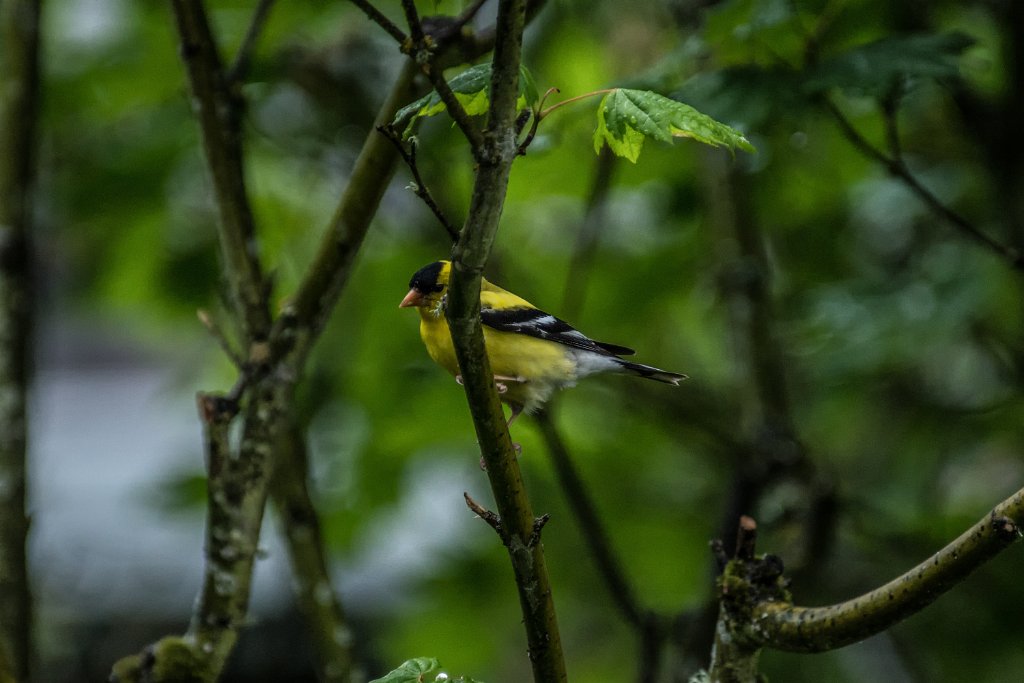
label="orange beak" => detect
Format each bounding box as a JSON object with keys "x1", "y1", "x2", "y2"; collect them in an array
[{"x1": 399, "y1": 289, "x2": 424, "y2": 308}]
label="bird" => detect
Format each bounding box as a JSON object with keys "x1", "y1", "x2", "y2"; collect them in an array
[{"x1": 400, "y1": 260, "x2": 686, "y2": 425}]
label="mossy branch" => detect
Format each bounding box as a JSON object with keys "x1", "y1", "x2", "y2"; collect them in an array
[
  {"x1": 708, "y1": 487, "x2": 1024, "y2": 682},
  {"x1": 753, "y1": 486, "x2": 1024, "y2": 653}
]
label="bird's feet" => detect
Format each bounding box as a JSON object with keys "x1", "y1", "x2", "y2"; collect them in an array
[{"x1": 455, "y1": 374, "x2": 526, "y2": 395}]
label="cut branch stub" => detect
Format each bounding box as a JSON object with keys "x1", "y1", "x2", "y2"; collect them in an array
[{"x1": 464, "y1": 491, "x2": 503, "y2": 538}]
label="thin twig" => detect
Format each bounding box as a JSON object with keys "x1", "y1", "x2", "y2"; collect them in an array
[
  {"x1": 455, "y1": 0, "x2": 490, "y2": 26},
  {"x1": 400, "y1": 0, "x2": 425, "y2": 45},
  {"x1": 197, "y1": 309, "x2": 246, "y2": 369},
  {"x1": 227, "y1": 0, "x2": 277, "y2": 84},
  {"x1": 824, "y1": 96, "x2": 1024, "y2": 271},
  {"x1": 516, "y1": 86, "x2": 559, "y2": 155},
  {"x1": 347, "y1": 0, "x2": 408, "y2": 44},
  {"x1": 421, "y1": 64, "x2": 485, "y2": 154},
  {"x1": 378, "y1": 124, "x2": 460, "y2": 242},
  {"x1": 465, "y1": 492, "x2": 503, "y2": 536},
  {"x1": 734, "y1": 515, "x2": 758, "y2": 561}
]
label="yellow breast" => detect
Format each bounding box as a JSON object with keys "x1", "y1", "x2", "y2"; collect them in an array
[{"x1": 418, "y1": 308, "x2": 575, "y2": 407}]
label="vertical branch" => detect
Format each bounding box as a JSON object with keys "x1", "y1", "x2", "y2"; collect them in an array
[
  {"x1": 535, "y1": 410, "x2": 673, "y2": 683},
  {"x1": 701, "y1": 148, "x2": 807, "y2": 553},
  {"x1": 273, "y1": 424, "x2": 354, "y2": 683},
  {"x1": 444, "y1": 1, "x2": 567, "y2": 680},
  {"x1": 0, "y1": 0, "x2": 42, "y2": 679},
  {"x1": 227, "y1": 0, "x2": 278, "y2": 84},
  {"x1": 170, "y1": 0, "x2": 272, "y2": 343},
  {"x1": 560, "y1": 146, "x2": 617, "y2": 320},
  {"x1": 533, "y1": 411, "x2": 642, "y2": 625},
  {"x1": 188, "y1": 392, "x2": 251, "y2": 673}
]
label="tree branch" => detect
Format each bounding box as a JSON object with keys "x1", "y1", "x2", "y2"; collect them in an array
[
  {"x1": 0, "y1": 0, "x2": 41, "y2": 679},
  {"x1": 273, "y1": 424, "x2": 354, "y2": 683},
  {"x1": 823, "y1": 96, "x2": 1024, "y2": 272},
  {"x1": 378, "y1": 123, "x2": 460, "y2": 243},
  {"x1": 559, "y1": 146, "x2": 616, "y2": 319},
  {"x1": 754, "y1": 486, "x2": 1024, "y2": 653},
  {"x1": 399, "y1": 2, "x2": 485, "y2": 152},
  {"x1": 534, "y1": 410, "x2": 643, "y2": 626},
  {"x1": 273, "y1": 59, "x2": 419, "y2": 356},
  {"x1": 535, "y1": 410, "x2": 676, "y2": 683},
  {"x1": 347, "y1": 0, "x2": 408, "y2": 44},
  {"x1": 170, "y1": 0, "x2": 272, "y2": 343},
  {"x1": 444, "y1": 1, "x2": 566, "y2": 680},
  {"x1": 227, "y1": 0, "x2": 277, "y2": 84}
]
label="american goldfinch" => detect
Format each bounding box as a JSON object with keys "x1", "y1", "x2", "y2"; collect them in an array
[{"x1": 400, "y1": 261, "x2": 686, "y2": 424}]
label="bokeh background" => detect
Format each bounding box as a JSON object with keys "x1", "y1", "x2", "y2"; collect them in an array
[{"x1": 24, "y1": 0, "x2": 1024, "y2": 681}]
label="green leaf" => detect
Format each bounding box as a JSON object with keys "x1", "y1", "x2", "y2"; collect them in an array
[
  {"x1": 593, "y1": 88, "x2": 755, "y2": 163},
  {"x1": 392, "y1": 63, "x2": 538, "y2": 135},
  {"x1": 804, "y1": 31, "x2": 975, "y2": 97},
  {"x1": 369, "y1": 657, "x2": 440, "y2": 683},
  {"x1": 368, "y1": 658, "x2": 485, "y2": 683}
]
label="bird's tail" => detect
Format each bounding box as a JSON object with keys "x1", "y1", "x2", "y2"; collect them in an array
[{"x1": 614, "y1": 359, "x2": 688, "y2": 385}]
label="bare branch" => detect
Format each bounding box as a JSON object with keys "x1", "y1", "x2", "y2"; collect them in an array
[
  {"x1": 534, "y1": 410, "x2": 644, "y2": 626},
  {"x1": 0, "y1": 0, "x2": 41, "y2": 678},
  {"x1": 378, "y1": 124, "x2": 460, "y2": 242},
  {"x1": 824, "y1": 96, "x2": 1024, "y2": 272},
  {"x1": 273, "y1": 425, "x2": 354, "y2": 682},
  {"x1": 170, "y1": 0, "x2": 272, "y2": 342},
  {"x1": 227, "y1": 0, "x2": 277, "y2": 84},
  {"x1": 399, "y1": 0, "x2": 425, "y2": 45},
  {"x1": 347, "y1": 0, "x2": 408, "y2": 44},
  {"x1": 197, "y1": 309, "x2": 246, "y2": 369},
  {"x1": 754, "y1": 486, "x2": 1024, "y2": 652},
  {"x1": 464, "y1": 492, "x2": 503, "y2": 535},
  {"x1": 734, "y1": 516, "x2": 758, "y2": 562},
  {"x1": 398, "y1": 0, "x2": 484, "y2": 151}
]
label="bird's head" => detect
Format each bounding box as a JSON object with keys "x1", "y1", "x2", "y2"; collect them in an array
[{"x1": 399, "y1": 260, "x2": 451, "y2": 313}]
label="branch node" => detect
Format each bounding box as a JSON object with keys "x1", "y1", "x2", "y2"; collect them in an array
[
  {"x1": 377, "y1": 123, "x2": 460, "y2": 242},
  {"x1": 529, "y1": 513, "x2": 550, "y2": 547},
  {"x1": 991, "y1": 513, "x2": 1021, "y2": 542}
]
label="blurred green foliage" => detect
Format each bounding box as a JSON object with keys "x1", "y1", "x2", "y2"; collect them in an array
[{"x1": 37, "y1": 0, "x2": 1024, "y2": 681}]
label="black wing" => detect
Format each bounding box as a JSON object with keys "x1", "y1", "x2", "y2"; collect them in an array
[{"x1": 481, "y1": 307, "x2": 635, "y2": 357}]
